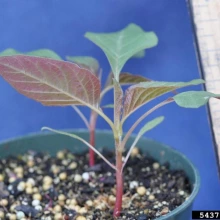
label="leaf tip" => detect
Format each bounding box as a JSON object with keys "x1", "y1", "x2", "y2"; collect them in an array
[
  {"x1": 154, "y1": 33, "x2": 159, "y2": 45},
  {"x1": 41, "y1": 127, "x2": 48, "y2": 131},
  {"x1": 159, "y1": 115, "x2": 165, "y2": 120},
  {"x1": 126, "y1": 23, "x2": 140, "y2": 29},
  {"x1": 84, "y1": 32, "x2": 92, "y2": 39},
  {"x1": 155, "y1": 116, "x2": 165, "y2": 124}
]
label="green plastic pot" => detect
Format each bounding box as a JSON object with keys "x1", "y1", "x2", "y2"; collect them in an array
[{"x1": 0, "y1": 130, "x2": 200, "y2": 220}]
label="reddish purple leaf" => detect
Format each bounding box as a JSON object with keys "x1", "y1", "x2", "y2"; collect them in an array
[
  {"x1": 0, "y1": 55, "x2": 101, "y2": 107},
  {"x1": 66, "y1": 56, "x2": 99, "y2": 75},
  {"x1": 105, "y1": 72, "x2": 150, "y2": 87},
  {"x1": 122, "y1": 79, "x2": 205, "y2": 120},
  {"x1": 101, "y1": 72, "x2": 150, "y2": 98},
  {"x1": 119, "y1": 73, "x2": 150, "y2": 84}
]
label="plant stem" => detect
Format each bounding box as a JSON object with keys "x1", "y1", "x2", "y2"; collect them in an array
[
  {"x1": 89, "y1": 129, "x2": 95, "y2": 166},
  {"x1": 113, "y1": 142, "x2": 123, "y2": 217},
  {"x1": 72, "y1": 106, "x2": 96, "y2": 166},
  {"x1": 72, "y1": 106, "x2": 90, "y2": 130},
  {"x1": 112, "y1": 79, "x2": 124, "y2": 217},
  {"x1": 89, "y1": 110, "x2": 98, "y2": 166}
]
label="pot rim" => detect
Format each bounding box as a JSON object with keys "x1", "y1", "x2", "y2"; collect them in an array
[{"x1": 0, "y1": 129, "x2": 200, "y2": 219}]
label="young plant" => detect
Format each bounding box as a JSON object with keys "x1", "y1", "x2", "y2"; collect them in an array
[
  {"x1": 65, "y1": 56, "x2": 151, "y2": 166},
  {"x1": 0, "y1": 23, "x2": 219, "y2": 217}
]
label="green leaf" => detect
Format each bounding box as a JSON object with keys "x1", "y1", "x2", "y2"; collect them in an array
[
  {"x1": 0, "y1": 48, "x2": 20, "y2": 56},
  {"x1": 27, "y1": 49, "x2": 62, "y2": 60},
  {"x1": 132, "y1": 50, "x2": 145, "y2": 58},
  {"x1": 85, "y1": 23, "x2": 158, "y2": 81},
  {"x1": 66, "y1": 56, "x2": 99, "y2": 74},
  {"x1": 139, "y1": 116, "x2": 164, "y2": 136},
  {"x1": 122, "y1": 116, "x2": 164, "y2": 169},
  {"x1": 173, "y1": 91, "x2": 220, "y2": 108},
  {"x1": 0, "y1": 48, "x2": 62, "y2": 60},
  {"x1": 123, "y1": 79, "x2": 205, "y2": 120}
]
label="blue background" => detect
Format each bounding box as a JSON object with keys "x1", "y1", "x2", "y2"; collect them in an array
[{"x1": 0, "y1": 0, "x2": 219, "y2": 211}]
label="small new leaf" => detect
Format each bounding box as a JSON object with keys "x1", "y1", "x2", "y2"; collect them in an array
[
  {"x1": 0, "y1": 48, "x2": 62, "y2": 60},
  {"x1": 173, "y1": 91, "x2": 220, "y2": 108},
  {"x1": 85, "y1": 23, "x2": 158, "y2": 81},
  {"x1": 66, "y1": 56, "x2": 99, "y2": 74},
  {"x1": 0, "y1": 55, "x2": 100, "y2": 108},
  {"x1": 123, "y1": 79, "x2": 205, "y2": 121},
  {"x1": 27, "y1": 49, "x2": 62, "y2": 60},
  {"x1": 0, "y1": 48, "x2": 19, "y2": 56},
  {"x1": 139, "y1": 116, "x2": 164, "y2": 137},
  {"x1": 122, "y1": 116, "x2": 164, "y2": 170}
]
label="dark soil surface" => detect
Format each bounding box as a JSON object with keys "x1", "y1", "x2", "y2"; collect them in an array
[{"x1": 0, "y1": 148, "x2": 191, "y2": 220}]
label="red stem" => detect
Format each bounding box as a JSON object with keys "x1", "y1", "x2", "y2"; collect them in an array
[
  {"x1": 113, "y1": 149, "x2": 123, "y2": 217},
  {"x1": 89, "y1": 128, "x2": 95, "y2": 166},
  {"x1": 89, "y1": 111, "x2": 98, "y2": 167}
]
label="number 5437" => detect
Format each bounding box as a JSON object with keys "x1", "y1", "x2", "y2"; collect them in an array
[{"x1": 200, "y1": 212, "x2": 219, "y2": 218}]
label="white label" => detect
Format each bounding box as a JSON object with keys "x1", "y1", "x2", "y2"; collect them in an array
[{"x1": 191, "y1": 0, "x2": 220, "y2": 167}]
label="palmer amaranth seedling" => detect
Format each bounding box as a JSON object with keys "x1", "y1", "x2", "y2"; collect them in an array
[{"x1": 0, "y1": 24, "x2": 219, "y2": 218}]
